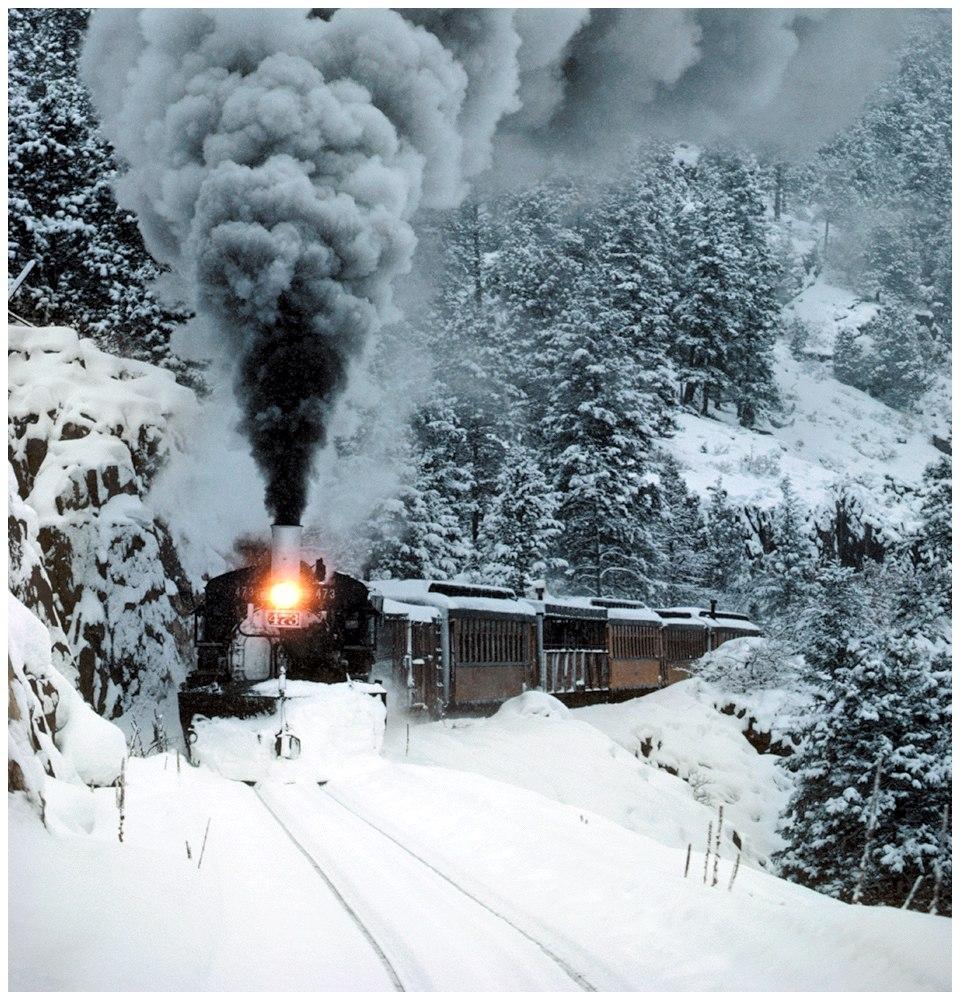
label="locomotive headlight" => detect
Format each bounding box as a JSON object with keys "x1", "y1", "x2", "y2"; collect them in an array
[{"x1": 268, "y1": 580, "x2": 302, "y2": 610}]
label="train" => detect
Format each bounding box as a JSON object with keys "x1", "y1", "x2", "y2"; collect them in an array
[{"x1": 178, "y1": 525, "x2": 761, "y2": 752}]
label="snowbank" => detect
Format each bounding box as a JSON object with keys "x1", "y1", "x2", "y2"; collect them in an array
[
  {"x1": 386, "y1": 691, "x2": 754, "y2": 866},
  {"x1": 189, "y1": 681, "x2": 385, "y2": 782},
  {"x1": 8, "y1": 593, "x2": 126, "y2": 794},
  {"x1": 494, "y1": 690, "x2": 570, "y2": 720},
  {"x1": 575, "y1": 681, "x2": 795, "y2": 867}
]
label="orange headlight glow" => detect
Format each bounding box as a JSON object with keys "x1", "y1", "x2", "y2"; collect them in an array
[{"x1": 268, "y1": 580, "x2": 302, "y2": 610}]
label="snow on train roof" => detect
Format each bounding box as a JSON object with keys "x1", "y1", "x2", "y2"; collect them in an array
[
  {"x1": 605, "y1": 606, "x2": 663, "y2": 623},
  {"x1": 379, "y1": 598, "x2": 440, "y2": 623},
  {"x1": 524, "y1": 594, "x2": 605, "y2": 618},
  {"x1": 367, "y1": 579, "x2": 535, "y2": 618},
  {"x1": 524, "y1": 593, "x2": 660, "y2": 622},
  {"x1": 656, "y1": 607, "x2": 761, "y2": 632}
]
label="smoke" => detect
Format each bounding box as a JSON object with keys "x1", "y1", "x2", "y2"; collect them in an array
[
  {"x1": 83, "y1": 8, "x2": 918, "y2": 543},
  {"x1": 81, "y1": 9, "x2": 513, "y2": 525},
  {"x1": 505, "y1": 8, "x2": 916, "y2": 163}
]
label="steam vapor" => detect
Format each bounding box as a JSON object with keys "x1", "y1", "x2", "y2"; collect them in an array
[{"x1": 81, "y1": 8, "x2": 915, "y2": 528}]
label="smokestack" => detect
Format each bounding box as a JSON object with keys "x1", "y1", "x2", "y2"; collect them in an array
[{"x1": 271, "y1": 524, "x2": 302, "y2": 579}]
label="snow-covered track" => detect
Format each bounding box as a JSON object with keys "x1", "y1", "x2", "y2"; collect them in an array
[
  {"x1": 255, "y1": 782, "x2": 591, "y2": 991},
  {"x1": 253, "y1": 786, "x2": 405, "y2": 991},
  {"x1": 321, "y1": 784, "x2": 598, "y2": 991}
]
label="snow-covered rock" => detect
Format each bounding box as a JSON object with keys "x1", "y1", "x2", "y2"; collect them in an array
[
  {"x1": 8, "y1": 324, "x2": 197, "y2": 718},
  {"x1": 9, "y1": 593, "x2": 126, "y2": 801}
]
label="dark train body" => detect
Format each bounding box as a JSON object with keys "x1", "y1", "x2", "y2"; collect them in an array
[{"x1": 179, "y1": 530, "x2": 760, "y2": 743}]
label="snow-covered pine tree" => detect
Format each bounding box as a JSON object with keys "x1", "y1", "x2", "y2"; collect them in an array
[
  {"x1": 701, "y1": 153, "x2": 781, "y2": 427},
  {"x1": 914, "y1": 455, "x2": 951, "y2": 619},
  {"x1": 485, "y1": 177, "x2": 589, "y2": 433},
  {"x1": 588, "y1": 156, "x2": 679, "y2": 436},
  {"x1": 753, "y1": 477, "x2": 815, "y2": 623},
  {"x1": 417, "y1": 201, "x2": 513, "y2": 551},
  {"x1": 655, "y1": 453, "x2": 708, "y2": 605},
  {"x1": 832, "y1": 302, "x2": 933, "y2": 409},
  {"x1": 670, "y1": 190, "x2": 743, "y2": 416},
  {"x1": 542, "y1": 292, "x2": 664, "y2": 600},
  {"x1": 364, "y1": 398, "x2": 472, "y2": 581},
  {"x1": 700, "y1": 478, "x2": 749, "y2": 599},
  {"x1": 475, "y1": 442, "x2": 565, "y2": 594},
  {"x1": 8, "y1": 8, "x2": 191, "y2": 371},
  {"x1": 777, "y1": 565, "x2": 951, "y2": 912}
]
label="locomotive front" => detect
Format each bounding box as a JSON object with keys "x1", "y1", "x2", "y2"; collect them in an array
[{"x1": 178, "y1": 524, "x2": 379, "y2": 755}]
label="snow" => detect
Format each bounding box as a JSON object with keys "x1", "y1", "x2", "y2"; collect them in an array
[
  {"x1": 9, "y1": 688, "x2": 950, "y2": 989},
  {"x1": 8, "y1": 323, "x2": 197, "y2": 715},
  {"x1": 663, "y1": 335, "x2": 941, "y2": 514},
  {"x1": 369, "y1": 578, "x2": 536, "y2": 617},
  {"x1": 380, "y1": 597, "x2": 440, "y2": 622},
  {"x1": 658, "y1": 607, "x2": 760, "y2": 632},
  {"x1": 783, "y1": 280, "x2": 880, "y2": 358},
  {"x1": 188, "y1": 681, "x2": 386, "y2": 783},
  {"x1": 8, "y1": 593, "x2": 126, "y2": 789}
]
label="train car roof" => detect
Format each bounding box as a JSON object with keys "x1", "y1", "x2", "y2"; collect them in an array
[
  {"x1": 380, "y1": 598, "x2": 440, "y2": 623},
  {"x1": 605, "y1": 606, "x2": 663, "y2": 623},
  {"x1": 656, "y1": 607, "x2": 760, "y2": 632},
  {"x1": 524, "y1": 593, "x2": 608, "y2": 619},
  {"x1": 589, "y1": 597, "x2": 662, "y2": 623},
  {"x1": 368, "y1": 579, "x2": 536, "y2": 619}
]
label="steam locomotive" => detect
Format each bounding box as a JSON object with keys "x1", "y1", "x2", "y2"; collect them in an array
[{"x1": 178, "y1": 524, "x2": 761, "y2": 753}]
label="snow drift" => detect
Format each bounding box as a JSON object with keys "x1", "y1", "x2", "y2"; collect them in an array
[
  {"x1": 9, "y1": 593, "x2": 126, "y2": 800},
  {"x1": 188, "y1": 681, "x2": 385, "y2": 783}
]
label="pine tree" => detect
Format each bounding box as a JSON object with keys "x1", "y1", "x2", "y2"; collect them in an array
[
  {"x1": 588, "y1": 158, "x2": 679, "y2": 437},
  {"x1": 364, "y1": 400, "x2": 472, "y2": 581},
  {"x1": 543, "y1": 296, "x2": 664, "y2": 600},
  {"x1": 914, "y1": 455, "x2": 951, "y2": 619},
  {"x1": 671, "y1": 193, "x2": 743, "y2": 416},
  {"x1": 8, "y1": 8, "x2": 191, "y2": 371},
  {"x1": 656, "y1": 453, "x2": 708, "y2": 604},
  {"x1": 476, "y1": 442, "x2": 565, "y2": 594},
  {"x1": 418, "y1": 201, "x2": 510, "y2": 550},
  {"x1": 777, "y1": 566, "x2": 951, "y2": 911},
  {"x1": 753, "y1": 477, "x2": 815, "y2": 621},
  {"x1": 702, "y1": 154, "x2": 781, "y2": 427},
  {"x1": 700, "y1": 479, "x2": 748, "y2": 599}
]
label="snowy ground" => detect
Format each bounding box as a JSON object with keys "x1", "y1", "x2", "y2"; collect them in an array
[
  {"x1": 9, "y1": 689, "x2": 950, "y2": 991},
  {"x1": 663, "y1": 337, "x2": 942, "y2": 519}
]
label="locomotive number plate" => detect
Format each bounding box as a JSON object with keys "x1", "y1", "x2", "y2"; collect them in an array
[{"x1": 265, "y1": 610, "x2": 302, "y2": 628}]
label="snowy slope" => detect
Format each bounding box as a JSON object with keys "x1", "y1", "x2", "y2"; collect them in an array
[
  {"x1": 662, "y1": 333, "x2": 942, "y2": 528},
  {"x1": 783, "y1": 280, "x2": 880, "y2": 359}
]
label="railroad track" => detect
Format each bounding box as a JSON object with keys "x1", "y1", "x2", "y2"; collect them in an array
[{"x1": 254, "y1": 782, "x2": 596, "y2": 991}]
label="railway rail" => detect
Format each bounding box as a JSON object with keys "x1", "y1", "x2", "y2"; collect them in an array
[{"x1": 254, "y1": 782, "x2": 596, "y2": 991}]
